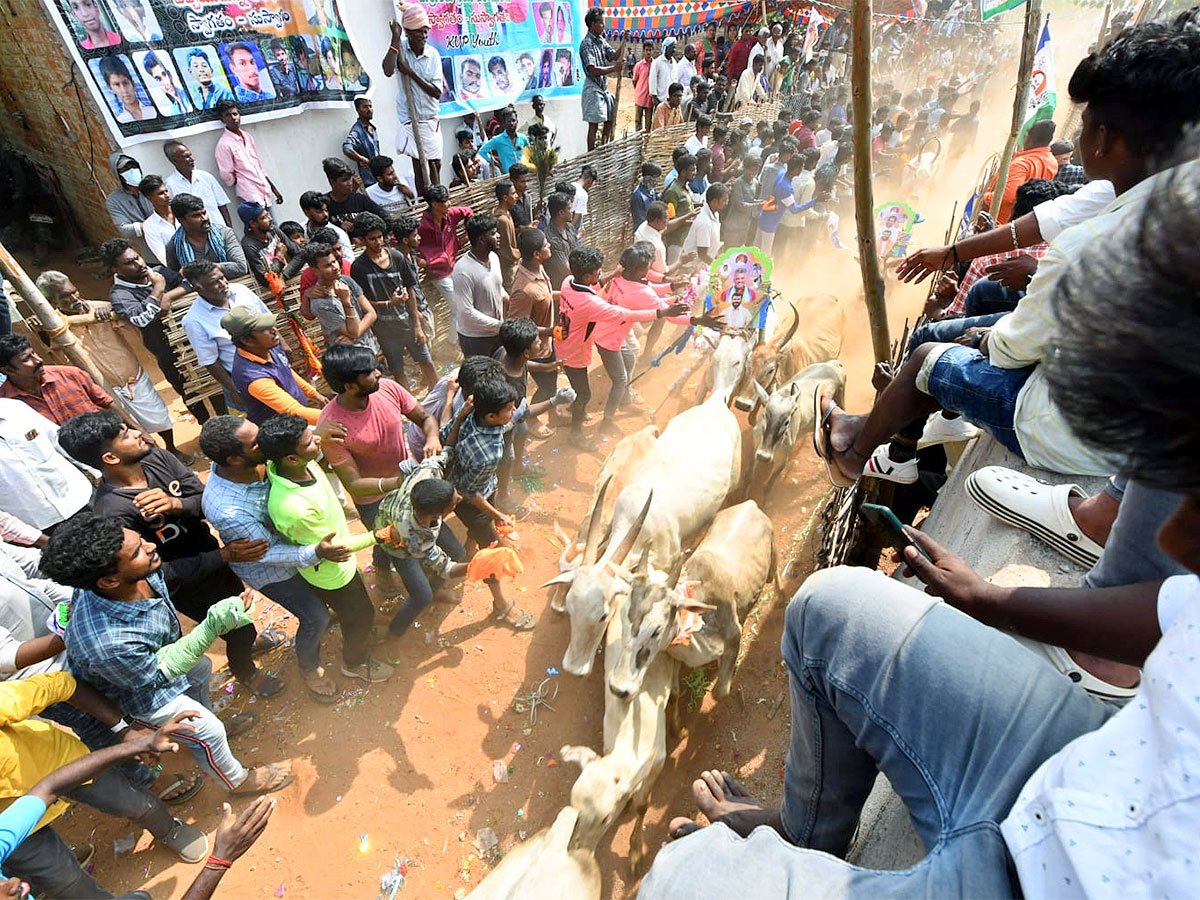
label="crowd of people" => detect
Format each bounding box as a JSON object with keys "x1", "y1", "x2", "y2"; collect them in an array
[{"x1": 0, "y1": 0, "x2": 1197, "y2": 896}]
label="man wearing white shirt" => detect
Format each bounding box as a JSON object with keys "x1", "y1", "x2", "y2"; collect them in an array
[
  {"x1": 681, "y1": 183, "x2": 726, "y2": 264},
  {"x1": 571, "y1": 166, "x2": 597, "y2": 238},
  {"x1": 747, "y1": 29, "x2": 769, "y2": 77},
  {"x1": 0, "y1": 399, "x2": 92, "y2": 530},
  {"x1": 634, "y1": 202, "x2": 672, "y2": 280},
  {"x1": 674, "y1": 43, "x2": 698, "y2": 102},
  {"x1": 642, "y1": 115, "x2": 1200, "y2": 899},
  {"x1": 180, "y1": 259, "x2": 273, "y2": 409},
  {"x1": 137, "y1": 174, "x2": 178, "y2": 268},
  {"x1": 649, "y1": 38, "x2": 679, "y2": 108},
  {"x1": 684, "y1": 115, "x2": 712, "y2": 156},
  {"x1": 163, "y1": 141, "x2": 232, "y2": 227},
  {"x1": 765, "y1": 24, "x2": 785, "y2": 79}
]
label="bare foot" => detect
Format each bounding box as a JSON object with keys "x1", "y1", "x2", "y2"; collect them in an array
[
  {"x1": 819, "y1": 392, "x2": 869, "y2": 483},
  {"x1": 691, "y1": 769, "x2": 784, "y2": 838},
  {"x1": 1066, "y1": 490, "x2": 1118, "y2": 547}
]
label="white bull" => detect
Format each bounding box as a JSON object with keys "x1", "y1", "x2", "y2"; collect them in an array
[
  {"x1": 733, "y1": 294, "x2": 845, "y2": 420},
  {"x1": 546, "y1": 376, "x2": 744, "y2": 677},
  {"x1": 749, "y1": 361, "x2": 847, "y2": 494},
  {"x1": 607, "y1": 501, "x2": 777, "y2": 701},
  {"x1": 465, "y1": 805, "x2": 600, "y2": 900}
]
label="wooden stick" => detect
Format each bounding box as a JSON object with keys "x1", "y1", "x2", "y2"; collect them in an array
[
  {"x1": 850, "y1": 0, "x2": 890, "y2": 366},
  {"x1": 609, "y1": 34, "x2": 629, "y2": 145},
  {"x1": 987, "y1": 0, "x2": 1041, "y2": 222},
  {"x1": 398, "y1": 63, "x2": 431, "y2": 190}
]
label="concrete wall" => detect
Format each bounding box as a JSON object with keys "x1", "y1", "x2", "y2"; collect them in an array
[{"x1": 0, "y1": 0, "x2": 587, "y2": 244}]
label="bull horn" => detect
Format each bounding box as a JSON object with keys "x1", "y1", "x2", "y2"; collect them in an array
[
  {"x1": 771, "y1": 302, "x2": 800, "y2": 352},
  {"x1": 666, "y1": 549, "x2": 688, "y2": 591},
  {"x1": 754, "y1": 380, "x2": 770, "y2": 404},
  {"x1": 540, "y1": 571, "x2": 578, "y2": 588},
  {"x1": 582, "y1": 476, "x2": 612, "y2": 565},
  {"x1": 635, "y1": 546, "x2": 651, "y2": 578},
  {"x1": 606, "y1": 489, "x2": 653, "y2": 567}
]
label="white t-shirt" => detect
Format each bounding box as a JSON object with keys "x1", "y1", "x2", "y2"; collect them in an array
[
  {"x1": 572, "y1": 182, "x2": 589, "y2": 217},
  {"x1": 142, "y1": 213, "x2": 177, "y2": 267},
  {"x1": 682, "y1": 203, "x2": 721, "y2": 257},
  {"x1": 634, "y1": 220, "x2": 668, "y2": 275},
  {"x1": 1002, "y1": 574, "x2": 1200, "y2": 897},
  {"x1": 1032, "y1": 179, "x2": 1116, "y2": 242},
  {"x1": 366, "y1": 182, "x2": 413, "y2": 218},
  {"x1": 684, "y1": 134, "x2": 709, "y2": 156},
  {"x1": 164, "y1": 168, "x2": 230, "y2": 226}
]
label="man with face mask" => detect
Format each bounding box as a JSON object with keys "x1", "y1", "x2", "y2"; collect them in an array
[{"x1": 104, "y1": 152, "x2": 154, "y2": 263}]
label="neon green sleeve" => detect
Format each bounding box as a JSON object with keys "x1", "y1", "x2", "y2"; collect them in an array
[{"x1": 155, "y1": 597, "x2": 253, "y2": 677}]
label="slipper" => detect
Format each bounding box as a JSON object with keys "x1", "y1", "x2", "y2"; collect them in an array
[
  {"x1": 527, "y1": 422, "x2": 554, "y2": 440},
  {"x1": 513, "y1": 505, "x2": 531, "y2": 523},
  {"x1": 252, "y1": 627, "x2": 288, "y2": 656},
  {"x1": 1014, "y1": 636, "x2": 1140, "y2": 703},
  {"x1": 157, "y1": 771, "x2": 205, "y2": 805},
  {"x1": 965, "y1": 466, "x2": 1103, "y2": 569},
  {"x1": 244, "y1": 671, "x2": 287, "y2": 698},
  {"x1": 302, "y1": 668, "x2": 338, "y2": 704},
  {"x1": 811, "y1": 387, "x2": 857, "y2": 488},
  {"x1": 232, "y1": 763, "x2": 294, "y2": 796},
  {"x1": 224, "y1": 711, "x2": 258, "y2": 739},
  {"x1": 494, "y1": 602, "x2": 536, "y2": 631}
]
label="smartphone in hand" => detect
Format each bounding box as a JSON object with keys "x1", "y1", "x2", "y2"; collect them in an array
[{"x1": 860, "y1": 503, "x2": 934, "y2": 561}]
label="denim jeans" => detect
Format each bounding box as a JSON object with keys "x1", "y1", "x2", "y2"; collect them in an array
[
  {"x1": 640, "y1": 567, "x2": 1114, "y2": 898},
  {"x1": 962, "y1": 278, "x2": 1023, "y2": 318},
  {"x1": 905, "y1": 312, "x2": 1010, "y2": 358},
  {"x1": 1084, "y1": 475, "x2": 1188, "y2": 589},
  {"x1": 597, "y1": 337, "x2": 637, "y2": 419},
  {"x1": 387, "y1": 527, "x2": 467, "y2": 635},
  {"x1": 4, "y1": 815, "x2": 152, "y2": 899},
  {"x1": 921, "y1": 345, "x2": 1033, "y2": 456},
  {"x1": 258, "y1": 573, "x2": 331, "y2": 672},
  {"x1": 354, "y1": 498, "x2": 392, "y2": 575}
]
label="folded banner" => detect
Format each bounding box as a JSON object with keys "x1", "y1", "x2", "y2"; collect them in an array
[
  {"x1": 1021, "y1": 14, "x2": 1056, "y2": 137},
  {"x1": 980, "y1": 0, "x2": 1027, "y2": 21},
  {"x1": 40, "y1": 0, "x2": 369, "y2": 146},
  {"x1": 397, "y1": 0, "x2": 584, "y2": 117}
]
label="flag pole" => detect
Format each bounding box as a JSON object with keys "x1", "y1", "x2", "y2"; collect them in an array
[
  {"x1": 988, "y1": 0, "x2": 1042, "y2": 221},
  {"x1": 850, "y1": 0, "x2": 890, "y2": 365}
]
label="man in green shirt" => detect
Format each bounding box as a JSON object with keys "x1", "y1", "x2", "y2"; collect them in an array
[{"x1": 259, "y1": 414, "x2": 393, "y2": 684}]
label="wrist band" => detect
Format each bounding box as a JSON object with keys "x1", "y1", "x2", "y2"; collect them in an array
[
  {"x1": 377, "y1": 477, "x2": 385, "y2": 494},
  {"x1": 205, "y1": 855, "x2": 233, "y2": 870},
  {"x1": 388, "y1": 44, "x2": 400, "y2": 53},
  {"x1": 949, "y1": 243, "x2": 960, "y2": 265},
  {"x1": 1009, "y1": 222, "x2": 1019, "y2": 250}
]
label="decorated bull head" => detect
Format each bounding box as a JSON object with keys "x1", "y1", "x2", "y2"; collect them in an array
[
  {"x1": 734, "y1": 301, "x2": 800, "y2": 415},
  {"x1": 607, "y1": 550, "x2": 712, "y2": 699},
  {"x1": 544, "y1": 481, "x2": 654, "y2": 676},
  {"x1": 754, "y1": 378, "x2": 806, "y2": 465}
]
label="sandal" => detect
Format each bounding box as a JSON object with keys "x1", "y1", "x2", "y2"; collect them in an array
[
  {"x1": 302, "y1": 668, "x2": 338, "y2": 703},
  {"x1": 513, "y1": 505, "x2": 531, "y2": 523},
  {"x1": 811, "y1": 388, "x2": 857, "y2": 488},
  {"x1": 244, "y1": 671, "x2": 287, "y2": 698},
  {"x1": 157, "y1": 770, "x2": 205, "y2": 805},
  {"x1": 224, "y1": 711, "x2": 258, "y2": 739},
  {"x1": 494, "y1": 602, "x2": 536, "y2": 631},
  {"x1": 232, "y1": 763, "x2": 294, "y2": 796},
  {"x1": 528, "y1": 422, "x2": 554, "y2": 439},
  {"x1": 252, "y1": 627, "x2": 288, "y2": 656}
]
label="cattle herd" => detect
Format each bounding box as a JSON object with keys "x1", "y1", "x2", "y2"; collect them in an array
[{"x1": 469, "y1": 296, "x2": 846, "y2": 898}]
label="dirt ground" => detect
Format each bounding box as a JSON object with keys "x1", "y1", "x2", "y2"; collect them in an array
[{"x1": 24, "y1": 14, "x2": 1111, "y2": 889}]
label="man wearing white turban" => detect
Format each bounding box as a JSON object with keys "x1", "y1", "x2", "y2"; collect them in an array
[{"x1": 383, "y1": 3, "x2": 445, "y2": 194}]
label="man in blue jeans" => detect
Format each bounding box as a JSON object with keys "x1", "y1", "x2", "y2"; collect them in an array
[{"x1": 643, "y1": 153, "x2": 1200, "y2": 898}]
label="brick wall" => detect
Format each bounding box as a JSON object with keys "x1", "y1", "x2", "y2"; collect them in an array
[{"x1": 0, "y1": 0, "x2": 119, "y2": 246}]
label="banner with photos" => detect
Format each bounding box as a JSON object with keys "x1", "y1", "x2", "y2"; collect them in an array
[
  {"x1": 399, "y1": 0, "x2": 585, "y2": 117},
  {"x1": 41, "y1": 0, "x2": 370, "y2": 146}
]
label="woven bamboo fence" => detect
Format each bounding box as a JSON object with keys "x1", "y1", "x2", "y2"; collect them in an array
[{"x1": 163, "y1": 99, "x2": 783, "y2": 405}]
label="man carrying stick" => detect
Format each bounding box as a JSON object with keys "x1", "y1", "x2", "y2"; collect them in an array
[{"x1": 382, "y1": 3, "x2": 444, "y2": 194}]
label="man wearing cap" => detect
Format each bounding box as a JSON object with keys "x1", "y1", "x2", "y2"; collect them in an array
[
  {"x1": 382, "y1": 4, "x2": 444, "y2": 195},
  {"x1": 225, "y1": 307, "x2": 326, "y2": 426},
  {"x1": 650, "y1": 37, "x2": 679, "y2": 111},
  {"x1": 239, "y1": 201, "x2": 305, "y2": 290}
]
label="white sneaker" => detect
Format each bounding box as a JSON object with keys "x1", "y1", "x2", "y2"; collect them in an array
[
  {"x1": 863, "y1": 445, "x2": 919, "y2": 484},
  {"x1": 919, "y1": 413, "x2": 979, "y2": 447}
]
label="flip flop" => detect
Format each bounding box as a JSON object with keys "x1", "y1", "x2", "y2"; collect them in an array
[
  {"x1": 811, "y1": 387, "x2": 857, "y2": 489},
  {"x1": 494, "y1": 602, "x2": 536, "y2": 631},
  {"x1": 965, "y1": 466, "x2": 1103, "y2": 569},
  {"x1": 252, "y1": 627, "x2": 288, "y2": 656},
  {"x1": 157, "y1": 770, "x2": 205, "y2": 805},
  {"x1": 232, "y1": 763, "x2": 294, "y2": 796}
]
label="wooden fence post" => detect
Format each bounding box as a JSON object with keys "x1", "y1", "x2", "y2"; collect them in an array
[{"x1": 987, "y1": 0, "x2": 1042, "y2": 221}]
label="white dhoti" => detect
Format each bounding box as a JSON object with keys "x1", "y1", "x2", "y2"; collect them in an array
[
  {"x1": 111, "y1": 368, "x2": 173, "y2": 434},
  {"x1": 396, "y1": 118, "x2": 443, "y2": 161}
]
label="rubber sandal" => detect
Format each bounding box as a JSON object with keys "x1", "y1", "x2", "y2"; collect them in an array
[
  {"x1": 302, "y1": 669, "x2": 338, "y2": 703},
  {"x1": 245, "y1": 672, "x2": 287, "y2": 698},
  {"x1": 811, "y1": 388, "x2": 857, "y2": 488},
  {"x1": 157, "y1": 771, "x2": 205, "y2": 805},
  {"x1": 965, "y1": 466, "x2": 1103, "y2": 569},
  {"x1": 494, "y1": 602, "x2": 536, "y2": 631},
  {"x1": 1014, "y1": 636, "x2": 1140, "y2": 704},
  {"x1": 513, "y1": 505, "x2": 531, "y2": 522},
  {"x1": 160, "y1": 819, "x2": 208, "y2": 863},
  {"x1": 232, "y1": 763, "x2": 294, "y2": 796},
  {"x1": 224, "y1": 711, "x2": 258, "y2": 739},
  {"x1": 252, "y1": 627, "x2": 288, "y2": 656}
]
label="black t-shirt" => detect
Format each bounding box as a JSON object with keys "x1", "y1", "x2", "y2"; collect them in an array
[
  {"x1": 92, "y1": 447, "x2": 217, "y2": 561},
  {"x1": 324, "y1": 191, "x2": 389, "y2": 232},
  {"x1": 349, "y1": 248, "x2": 428, "y2": 322},
  {"x1": 512, "y1": 194, "x2": 533, "y2": 230}
]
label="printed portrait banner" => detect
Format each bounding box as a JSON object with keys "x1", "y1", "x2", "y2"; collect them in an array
[
  {"x1": 41, "y1": 0, "x2": 370, "y2": 146},
  {"x1": 397, "y1": 0, "x2": 585, "y2": 118}
]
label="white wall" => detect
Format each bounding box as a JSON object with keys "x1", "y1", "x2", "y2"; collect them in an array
[{"x1": 117, "y1": 0, "x2": 587, "y2": 224}]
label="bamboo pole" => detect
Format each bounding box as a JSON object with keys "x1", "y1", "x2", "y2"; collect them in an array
[
  {"x1": 1097, "y1": 0, "x2": 1113, "y2": 46},
  {"x1": 398, "y1": 67, "x2": 432, "y2": 192},
  {"x1": 0, "y1": 238, "x2": 106, "y2": 388},
  {"x1": 849, "y1": 0, "x2": 890, "y2": 366},
  {"x1": 987, "y1": 0, "x2": 1042, "y2": 221}
]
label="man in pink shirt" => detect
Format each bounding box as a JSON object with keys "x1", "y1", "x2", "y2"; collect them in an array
[
  {"x1": 316, "y1": 343, "x2": 443, "y2": 587},
  {"x1": 214, "y1": 100, "x2": 283, "y2": 213},
  {"x1": 633, "y1": 43, "x2": 654, "y2": 132},
  {"x1": 416, "y1": 184, "x2": 474, "y2": 321},
  {"x1": 557, "y1": 246, "x2": 689, "y2": 450}
]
